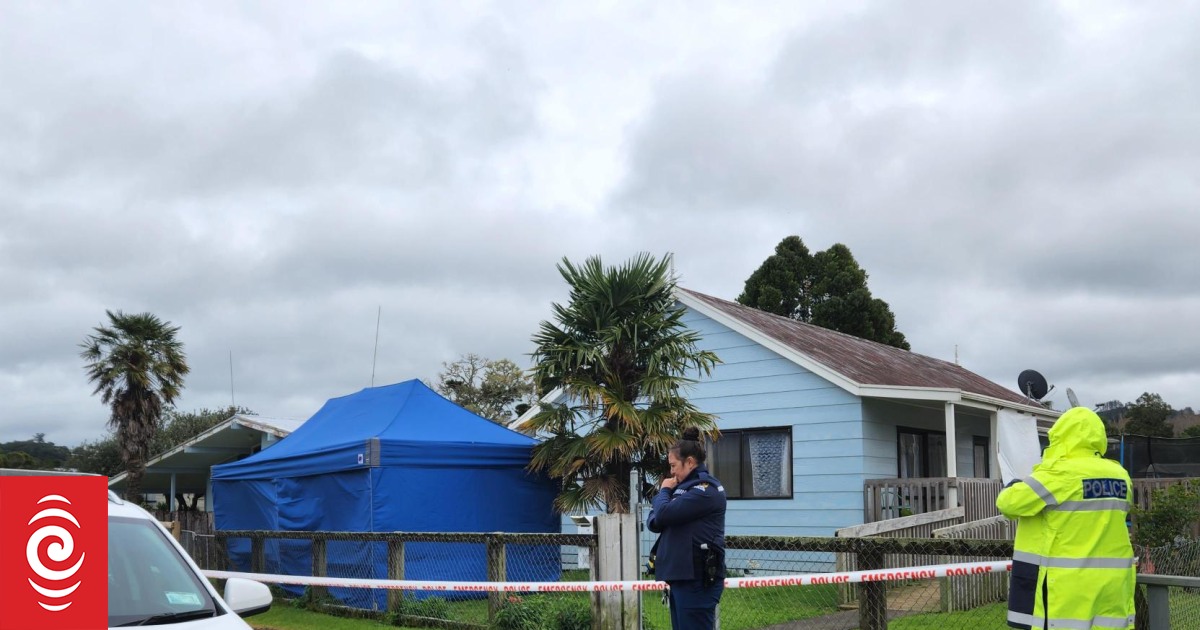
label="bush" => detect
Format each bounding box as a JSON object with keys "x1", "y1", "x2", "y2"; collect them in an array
[
  {"x1": 493, "y1": 595, "x2": 590, "y2": 630},
  {"x1": 386, "y1": 595, "x2": 452, "y2": 623},
  {"x1": 1132, "y1": 481, "x2": 1200, "y2": 549}
]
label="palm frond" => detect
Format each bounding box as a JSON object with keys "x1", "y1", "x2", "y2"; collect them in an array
[{"x1": 528, "y1": 253, "x2": 722, "y2": 513}]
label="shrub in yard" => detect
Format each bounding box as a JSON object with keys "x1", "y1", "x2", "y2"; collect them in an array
[
  {"x1": 493, "y1": 595, "x2": 548, "y2": 630},
  {"x1": 1132, "y1": 481, "x2": 1200, "y2": 549},
  {"x1": 493, "y1": 595, "x2": 590, "y2": 630},
  {"x1": 544, "y1": 597, "x2": 590, "y2": 630},
  {"x1": 386, "y1": 595, "x2": 452, "y2": 623}
]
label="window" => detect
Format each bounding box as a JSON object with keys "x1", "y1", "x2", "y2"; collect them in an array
[
  {"x1": 973, "y1": 436, "x2": 990, "y2": 478},
  {"x1": 706, "y1": 427, "x2": 792, "y2": 499},
  {"x1": 897, "y1": 427, "x2": 947, "y2": 478}
]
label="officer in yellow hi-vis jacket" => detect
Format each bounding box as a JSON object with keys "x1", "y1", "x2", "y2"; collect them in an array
[{"x1": 996, "y1": 406, "x2": 1135, "y2": 629}]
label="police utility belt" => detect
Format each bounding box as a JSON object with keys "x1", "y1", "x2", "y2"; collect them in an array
[{"x1": 646, "y1": 539, "x2": 723, "y2": 588}]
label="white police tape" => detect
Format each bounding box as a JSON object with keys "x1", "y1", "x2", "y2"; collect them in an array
[{"x1": 203, "y1": 560, "x2": 1011, "y2": 593}]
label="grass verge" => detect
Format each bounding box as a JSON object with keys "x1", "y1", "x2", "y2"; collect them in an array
[
  {"x1": 642, "y1": 583, "x2": 841, "y2": 630},
  {"x1": 247, "y1": 606, "x2": 420, "y2": 630}
]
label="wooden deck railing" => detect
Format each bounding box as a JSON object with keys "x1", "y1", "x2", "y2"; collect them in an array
[
  {"x1": 864, "y1": 476, "x2": 1198, "y2": 525},
  {"x1": 863, "y1": 478, "x2": 1001, "y2": 524}
]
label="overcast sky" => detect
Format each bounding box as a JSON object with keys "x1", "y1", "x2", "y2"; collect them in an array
[{"x1": 3, "y1": 1, "x2": 1199, "y2": 447}]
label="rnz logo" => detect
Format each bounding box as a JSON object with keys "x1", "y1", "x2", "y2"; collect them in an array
[
  {"x1": 0, "y1": 476, "x2": 108, "y2": 630},
  {"x1": 27, "y1": 494, "x2": 87, "y2": 611}
]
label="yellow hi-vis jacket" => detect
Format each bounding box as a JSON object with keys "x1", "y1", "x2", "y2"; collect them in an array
[{"x1": 996, "y1": 407, "x2": 1135, "y2": 630}]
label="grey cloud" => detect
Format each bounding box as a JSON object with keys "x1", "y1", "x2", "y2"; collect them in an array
[
  {"x1": 618, "y1": 3, "x2": 1200, "y2": 297},
  {"x1": 5, "y1": 3, "x2": 1200, "y2": 447},
  {"x1": 770, "y1": 0, "x2": 1065, "y2": 99},
  {"x1": 612, "y1": 4, "x2": 1200, "y2": 409}
]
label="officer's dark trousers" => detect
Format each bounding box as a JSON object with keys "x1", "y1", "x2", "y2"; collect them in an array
[{"x1": 668, "y1": 579, "x2": 723, "y2": 629}]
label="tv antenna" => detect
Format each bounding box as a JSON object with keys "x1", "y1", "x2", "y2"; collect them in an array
[
  {"x1": 371, "y1": 306, "x2": 381, "y2": 387},
  {"x1": 1017, "y1": 369, "x2": 1053, "y2": 402},
  {"x1": 229, "y1": 350, "x2": 236, "y2": 407}
]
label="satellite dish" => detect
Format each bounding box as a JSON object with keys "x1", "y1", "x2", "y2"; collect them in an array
[
  {"x1": 1066, "y1": 387, "x2": 1080, "y2": 408},
  {"x1": 1017, "y1": 369, "x2": 1049, "y2": 400}
]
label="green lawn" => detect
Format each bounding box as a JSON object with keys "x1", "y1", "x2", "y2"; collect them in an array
[
  {"x1": 252, "y1": 586, "x2": 842, "y2": 630},
  {"x1": 258, "y1": 585, "x2": 1200, "y2": 630},
  {"x1": 247, "y1": 606, "x2": 422, "y2": 630},
  {"x1": 888, "y1": 602, "x2": 1009, "y2": 630},
  {"x1": 887, "y1": 594, "x2": 1200, "y2": 630},
  {"x1": 1170, "y1": 589, "x2": 1200, "y2": 623},
  {"x1": 642, "y1": 584, "x2": 842, "y2": 630}
]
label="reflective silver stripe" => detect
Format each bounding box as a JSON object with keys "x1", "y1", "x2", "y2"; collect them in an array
[
  {"x1": 1052, "y1": 499, "x2": 1130, "y2": 512},
  {"x1": 1007, "y1": 611, "x2": 1133, "y2": 629},
  {"x1": 1045, "y1": 619, "x2": 1090, "y2": 629},
  {"x1": 1007, "y1": 611, "x2": 1043, "y2": 627},
  {"x1": 1023, "y1": 476, "x2": 1058, "y2": 506},
  {"x1": 1012, "y1": 550, "x2": 1134, "y2": 569},
  {"x1": 1091, "y1": 615, "x2": 1136, "y2": 628}
]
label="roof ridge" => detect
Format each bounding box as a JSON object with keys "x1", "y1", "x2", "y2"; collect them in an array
[
  {"x1": 676, "y1": 286, "x2": 1029, "y2": 406},
  {"x1": 679, "y1": 286, "x2": 934, "y2": 357}
]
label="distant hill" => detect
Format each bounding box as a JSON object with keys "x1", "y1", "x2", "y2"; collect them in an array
[
  {"x1": 1094, "y1": 400, "x2": 1199, "y2": 437},
  {"x1": 0, "y1": 435, "x2": 71, "y2": 469}
]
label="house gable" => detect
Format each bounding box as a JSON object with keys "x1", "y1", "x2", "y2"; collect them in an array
[
  {"x1": 677, "y1": 288, "x2": 1056, "y2": 419},
  {"x1": 681, "y1": 305, "x2": 872, "y2": 536}
]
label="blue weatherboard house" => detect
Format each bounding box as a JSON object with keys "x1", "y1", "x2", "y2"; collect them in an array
[
  {"x1": 669, "y1": 289, "x2": 1057, "y2": 536},
  {"x1": 212, "y1": 379, "x2": 560, "y2": 606},
  {"x1": 518, "y1": 288, "x2": 1057, "y2": 545}
]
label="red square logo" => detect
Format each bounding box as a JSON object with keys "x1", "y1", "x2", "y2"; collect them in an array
[{"x1": 0, "y1": 476, "x2": 109, "y2": 630}]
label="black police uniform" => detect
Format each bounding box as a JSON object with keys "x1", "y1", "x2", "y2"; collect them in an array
[{"x1": 647, "y1": 464, "x2": 727, "y2": 629}]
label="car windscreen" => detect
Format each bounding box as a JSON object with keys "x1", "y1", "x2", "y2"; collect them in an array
[{"x1": 108, "y1": 516, "x2": 221, "y2": 627}]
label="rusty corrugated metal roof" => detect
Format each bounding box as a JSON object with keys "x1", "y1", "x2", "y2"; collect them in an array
[{"x1": 680, "y1": 288, "x2": 1031, "y2": 406}]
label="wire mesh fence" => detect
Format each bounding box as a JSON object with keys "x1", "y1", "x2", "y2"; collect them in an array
[
  {"x1": 1139, "y1": 538, "x2": 1200, "y2": 629},
  {"x1": 195, "y1": 529, "x2": 1200, "y2": 629},
  {"x1": 203, "y1": 531, "x2": 1016, "y2": 629},
  {"x1": 210, "y1": 530, "x2": 594, "y2": 628},
  {"x1": 699, "y1": 536, "x2": 1014, "y2": 630},
  {"x1": 180, "y1": 530, "x2": 229, "y2": 571}
]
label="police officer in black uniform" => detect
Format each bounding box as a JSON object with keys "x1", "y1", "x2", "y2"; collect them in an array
[{"x1": 647, "y1": 427, "x2": 727, "y2": 629}]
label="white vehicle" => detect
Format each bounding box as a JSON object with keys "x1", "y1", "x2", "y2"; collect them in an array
[{"x1": 2, "y1": 470, "x2": 272, "y2": 628}]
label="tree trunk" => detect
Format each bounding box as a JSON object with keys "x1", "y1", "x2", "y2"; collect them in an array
[
  {"x1": 606, "y1": 459, "x2": 633, "y2": 514},
  {"x1": 125, "y1": 455, "x2": 145, "y2": 506}
]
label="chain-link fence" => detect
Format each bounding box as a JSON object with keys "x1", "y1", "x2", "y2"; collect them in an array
[
  {"x1": 210, "y1": 530, "x2": 594, "y2": 628},
  {"x1": 204, "y1": 531, "x2": 1015, "y2": 629},
  {"x1": 196, "y1": 529, "x2": 1200, "y2": 629},
  {"x1": 180, "y1": 530, "x2": 229, "y2": 571},
  {"x1": 686, "y1": 536, "x2": 1013, "y2": 630},
  {"x1": 1138, "y1": 538, "x2": 1200, "y2": 629}
]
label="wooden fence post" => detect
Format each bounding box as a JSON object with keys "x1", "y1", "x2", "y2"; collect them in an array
[
  {"x1": 310, "y1": 537, "x2": 327, "y2": 602},
  {"x1": 857, "y1": 538, "x2": 888, "y2": 630},
  {"x1": 595, "y1": 514, "x2": 640, "y2": 630},
  {"x1": 487, "y1": 535, "x2": 508, "y2": 624},
  {"x1": 251, "y1": 537, "x2": 265, "y2": 574},
  {"x1": 591, "y1": 536, "x2": 602, "y2": 630},
  {"x1": 387, "y1": 539, "x2": 406, "y2": 612}
]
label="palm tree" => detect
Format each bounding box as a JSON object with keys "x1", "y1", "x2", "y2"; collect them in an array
[
  {"x1": 80, "y1": 310, "x2": 189, "y2": 504},
  {"x1": 523, "y1": 253, "x2": 720, "y2": 514}
]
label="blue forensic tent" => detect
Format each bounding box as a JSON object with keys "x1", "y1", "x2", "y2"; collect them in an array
[{"x1": 211, "y1": 380, "x2": 560, "y2": 606}]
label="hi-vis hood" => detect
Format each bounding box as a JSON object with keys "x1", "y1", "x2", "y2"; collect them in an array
[{"x1": 1036, "y1": 406, "x2": 1107, "y2": 471}]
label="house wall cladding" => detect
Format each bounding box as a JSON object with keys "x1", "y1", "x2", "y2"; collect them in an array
[{"x1": 679, "y1": 307, "x2": 866, "y2": 537}]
